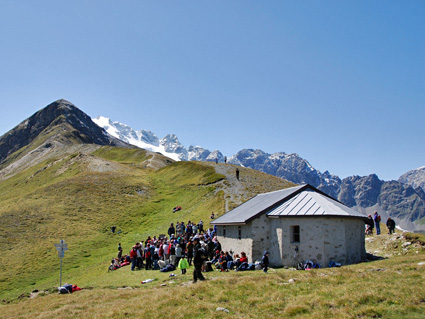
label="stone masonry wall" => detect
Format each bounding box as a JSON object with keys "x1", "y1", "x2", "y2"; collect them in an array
[{"x1": 216, "y1": 216, "x2": 365, "y2": 268}]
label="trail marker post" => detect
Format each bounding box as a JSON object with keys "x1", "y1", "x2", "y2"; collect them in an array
[{"x1": 54, "y1": 239, "x2": 68, "y2": 287}]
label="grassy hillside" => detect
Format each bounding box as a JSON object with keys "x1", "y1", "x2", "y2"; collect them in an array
[
  {"x1": 1, "y1": 232, "x2": 424, "y2": 318},
  {"x1": 0, "y1": 146, "x2": 292, "y2": 301},
  {"x1": 4, "y1": 145, "x2": 422, "y2": 318}
]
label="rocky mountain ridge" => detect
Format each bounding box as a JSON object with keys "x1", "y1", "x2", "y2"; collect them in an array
[
  {"x1": 399, "y1": 166, "x2": 425, "y2": 191},
  {"x1": 94, "y1": 116, "x2": 425, "y2": 232},
  {"x1": 0, "y1": 100, "x2": 137, "y2": 179}
]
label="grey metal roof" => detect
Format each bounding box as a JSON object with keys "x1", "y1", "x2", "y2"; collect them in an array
[
  {"x1": 211, "y1": 185, "x2": 305, "y2": 225},
  {"x1": 267, "y1": 189, "x2": 366, "y2": 218},
  {"x1": 211, "y1": 184, "x2": 366, "y2": 225}
]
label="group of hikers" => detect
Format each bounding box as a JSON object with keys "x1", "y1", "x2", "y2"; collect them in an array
[
  {"x1": 365, "y1": 211, "x2": 396, "y2": 235},
  {"x1": 110, "y1": 219, "x2": 269, "y2": 282}
]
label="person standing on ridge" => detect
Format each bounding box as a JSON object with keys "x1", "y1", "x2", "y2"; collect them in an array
[
  {"x1": 373, "y1": 212, "x2": 381, "y2": 235},
  {"x1": 386, "y1": 217, "x2": 396, "y2": 234}
]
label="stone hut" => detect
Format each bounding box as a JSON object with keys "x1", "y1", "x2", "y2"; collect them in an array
[{"x1": 211, "y1": 184, "x2": 367, "y2": 268}]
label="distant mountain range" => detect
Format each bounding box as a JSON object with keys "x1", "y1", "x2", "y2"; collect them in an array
[
  {"x1": 93, "y1": 116, "x2": 425, "y2": 232},
  {"x1": 0, "y1": 100, "x2": 423, "y2": 232}
]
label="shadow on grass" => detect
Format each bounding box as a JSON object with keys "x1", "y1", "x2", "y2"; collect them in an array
[{"x1": 363, "y1": 252, "x2": 387, "y2": 262}]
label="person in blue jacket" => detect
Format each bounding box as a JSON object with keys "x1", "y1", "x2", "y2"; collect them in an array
[{"x1": 373, "y1": 212, "x2": 381, "y2": 235}]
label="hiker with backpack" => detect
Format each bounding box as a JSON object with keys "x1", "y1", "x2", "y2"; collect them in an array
[
  {"x1": 373, "y1": 212, "x2": 381, "y2": 235},
  {"x1": 192, "y1": 236, "x2": 206, "y2": 282}
]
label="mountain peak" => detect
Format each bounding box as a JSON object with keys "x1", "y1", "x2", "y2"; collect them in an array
[
  {"x1": 45, "y1": 99, "x2": 78, "y2": 113},
  {"x1": 0, "y1": 100, "x2": 131, "y2": 165}
]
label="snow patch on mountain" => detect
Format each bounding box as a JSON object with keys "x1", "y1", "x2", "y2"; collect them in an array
[
  {"x1": 398, "y1": 166, "x2": 425, "y2": 191},
  {"x1": 93, "y1": 116, "x2": 181, "y2": 161},
  {"x1": 93, "y1": 116, "x2": 225, "y2": 162}
]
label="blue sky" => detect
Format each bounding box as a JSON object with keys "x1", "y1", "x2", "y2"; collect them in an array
[{"x1": 0, "y1": 1, "x2": 424, "y2": 181}]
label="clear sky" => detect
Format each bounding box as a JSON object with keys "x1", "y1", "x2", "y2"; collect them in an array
[{"x1": 0, "y1": 1, "x2": 424, "y2": 181}]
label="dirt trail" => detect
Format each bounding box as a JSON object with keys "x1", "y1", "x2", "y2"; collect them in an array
[
  {"x1": 207, "y1": 163, "x2": 295, "y2": 213},
  {"x1": 213, "y1": 164, "x2": 245, "y2": 211}
]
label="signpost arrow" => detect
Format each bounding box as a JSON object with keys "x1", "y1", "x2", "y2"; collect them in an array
[
  {"x1": 55, "y1": 239, "x2": 68, "y2": 287},
  {"x1": 55, "y1": 244, "x2": 68, "y2": 251}
]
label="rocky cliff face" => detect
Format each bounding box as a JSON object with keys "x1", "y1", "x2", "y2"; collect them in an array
[
  {"x1": 0, "y1": 100, "x2": 136, "y2": 181},
  {"x1": 228, "y1": 149, "x2": 341, "y2": 197},
  {"x1": 399, "y1": 167, "x2": 425, "y2": 191}
]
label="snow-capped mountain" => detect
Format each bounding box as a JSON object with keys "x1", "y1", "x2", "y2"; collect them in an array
[
  {"x1": 229, "y1": 149, "x2": 341, "y2": 197},
  {"x1": 93, "y1": 115, "x2": 425, "y2": 231},
  {"x1": 398, "y1": 166, "x2": 425, "y2": 191},
  {"x1": 93, "y1": 116, "x2": 340, "y2": 193},
  {"x1": 93, "y1": 116, "x2": 223, "y2": 162},
  {"x1": 93, "y1": 116, "x2": 182, "y2": 161}
]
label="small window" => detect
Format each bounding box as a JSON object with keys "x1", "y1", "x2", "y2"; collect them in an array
[
  {"x1": 238, "y1": 226, "x2": 242, "y2": 240},
  {"x1": 290, "y1": 225, "x2": 300, "y2": 243},
  {"x1": 223, "y1": 226, "x2": 226, "y2": 238}
]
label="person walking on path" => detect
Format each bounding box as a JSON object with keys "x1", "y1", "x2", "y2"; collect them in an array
[
  {"x1": 236, "y1": 168, "x2": 240, "y2": 180},
  {"x1": 192, "y1": 236, "x2": 205, "y2": 283},
  {"x1": 373, "y1": 212, "x2": 381, "y2": 235}
]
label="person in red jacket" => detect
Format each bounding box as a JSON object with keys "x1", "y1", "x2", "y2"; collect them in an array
[
  {"x1": 239, "y1": 252, "x2": 248, "y2": 263},
  {"x1": 130, "y1": 246, "x2": 138, "y2": 271}
]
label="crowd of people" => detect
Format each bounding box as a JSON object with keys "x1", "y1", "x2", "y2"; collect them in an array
[
  {"x1": 365, "y1": 212, "x2": 396, "y2": 235},
  {"x1": 110, "y1": 219, "x2": 269, "y2": 282}
]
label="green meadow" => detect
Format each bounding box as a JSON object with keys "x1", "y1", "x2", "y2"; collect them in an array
[
  {"x1": 1, "y1": 146, "x2": 424, "y2": 318},
  {"x1": 0, "y1": 146, "x2": 290, "y2": 302}
]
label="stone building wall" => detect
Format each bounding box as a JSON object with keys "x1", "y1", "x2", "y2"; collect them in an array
[
  {"x1": 216, "y1": 216, "x2": 365, "y2": 268},
  {"x1": 216, "y1": 224, "x2": 253, "y2": 259}
]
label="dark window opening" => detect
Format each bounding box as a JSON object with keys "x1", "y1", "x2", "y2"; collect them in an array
[
  {"x1": 291, "y1": 225, "x2": 300, "y2": 243},
  {"x1": 238, "y1": 226, "x2": 241, "y2": 240}
]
